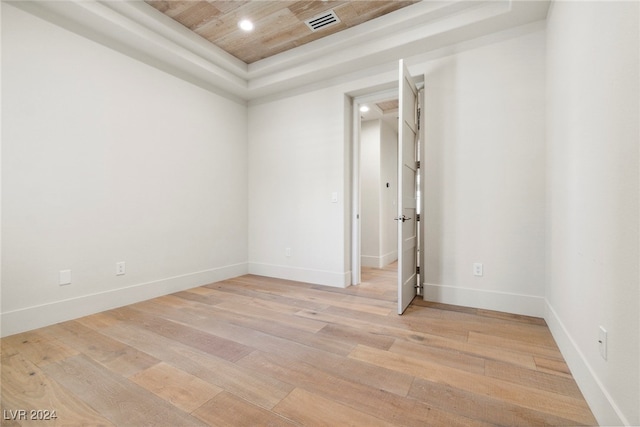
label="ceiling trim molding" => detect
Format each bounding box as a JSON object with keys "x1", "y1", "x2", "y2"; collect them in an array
[{"x1": 8, "y1": 0, "x2": 549, "y2": 101}]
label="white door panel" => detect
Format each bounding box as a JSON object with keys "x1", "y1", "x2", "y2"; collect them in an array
[{"x1": 397, "y1": 59, "x2": 418, "y2": 314}]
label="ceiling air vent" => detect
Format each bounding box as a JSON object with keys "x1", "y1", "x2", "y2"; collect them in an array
[{"x1": 305, "y1": 9, "x2": 341, "y2": 32}]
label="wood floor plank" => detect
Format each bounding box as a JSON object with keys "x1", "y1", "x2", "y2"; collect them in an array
[
  {"x1": 188, "y1": 308, "x2": 416, "y2": 397},
  {"x1": 411, "y1": 299, "x2": 548, "y2": 325},
  {"x1": 192, "y1": 392, "x2": 297, "y2": 427},
  {"x1": 476, "y1": 307, "x2": 548, "y2": 326},
  {"x1": 42, "y1": 354, "x2": 208, "y2": 426},
  {"x1": 296, "y1": 308, "x2": 539, "y2": 369},
  {"x1": 171, "y1": 289, "x2": 225, "y2": 306},
  {"x1": 74, "y1": 312, "x2": 123, "y2": 330},
  {"x1": 412, "y1": 300, "x2": 549, "y2": 329},
  {"x1": 349, "y1": 344, "x2": 596, "y2": 425},
  {"x1": 100, "y1": 321, "x2": 294, "y2": 410},
  {"x1": 222, "y1": 275, "x2": 394, "y2": 315},
  {"x1": 316, "y1": 323, "x2": 396, "y2": 350},
  {"x1": 127, "y1": 293, "x2": 355, "y2": 358},
  {"x1": 420, "y1": 312, "x2": 556, "y2": 348},
  {"x1": 237, "y1": 350, "x2": 491, "y2": 427},
  {"x1": 214, "y1": 300, "x2": 328, "y2": 333},
  {"x1": 468, "y1": 331, "x2": 564, "y2": 360},
  {"x1": 409, "y1": 376, "x2": 588, "y2": 426},
  {"x1": 273, "y1": 387, "x2": 395, "y2": 426},
  {"x1": 411, "y1": 299, "x2": 479, "y2": 314},
  {"x1": 1, "y1": 331, "x2": 78, "y2": 367},
  {"x1": 485, "y1": 359, "x2": 585, "y2": 398},
  {"x1": 37, "y1": 320, "x2": 159, "y2": 377},
  {"x1": 180, "y1": 286, "x2": 220, "y2": 296},
  {"x1": 202, "y1": 280, "x2": 331, "y2": 311},
  {"x1": 406, "y1": 304, "x2": 558, "y2": 347},
  {"x1": 388, "y1": 339, "x2": 486, "y2": 375},
  {"x1": 129, "y1": 362, "x2": 223, "y2": 412},
  {"x1": 324, "y1": 305, "x2": 471, "y2": 342},
  {"x1": 1, "y1": 352, "x2": 116, "y2": 426},
  {"x1": 535, "y1": 356, "x2": 573, "y2": 378},
  {"x1": 166, "y1": 300, "x2": 356, "y2": 357},
  {"x1": 111, "y1": 306, "x2": 255, "y2": 362},
  {"x1": 176, "y1": 309, "x2": 414, "y2": 397}
]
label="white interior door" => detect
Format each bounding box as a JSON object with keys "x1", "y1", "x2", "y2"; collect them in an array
[{"x1": 397, "y1": 59, "x2": 418, "y2": 314}]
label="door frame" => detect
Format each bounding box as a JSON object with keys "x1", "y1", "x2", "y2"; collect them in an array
[{"x1": 349, "y1": 73, "x2": 425, "y2": 306}]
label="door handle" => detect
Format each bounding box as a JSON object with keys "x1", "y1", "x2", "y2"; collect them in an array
[{"x1": 394, "y1": 215, "x2": 412, "y2": 222}]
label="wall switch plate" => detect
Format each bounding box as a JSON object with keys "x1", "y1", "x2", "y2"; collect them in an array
[
  {"x1": 59, "y1": 269, "x2": 72, "y2": 286},
  {"x1": 331, "y1": 192, "x2": 338, "y2": 203},
  {"x1": 473, "y1": 263, "x2": 483, "y2": 276},
  {"x1": 116, "y1": 262, "x2": 126, "y2": 276},
  {"x1": 598, "y1": 326, "x2": 608, "y2": 360},
  {"x1": 285, "y1": 248, "x2": 292, "y2": 257}
]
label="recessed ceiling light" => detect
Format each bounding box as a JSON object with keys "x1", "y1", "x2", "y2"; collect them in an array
[
  {"x1": 359, "y1": 105, "x2": 370, "y2": 113},
  {"x1": 238, "y1": 19, "x2": 254, "y2": 32}
]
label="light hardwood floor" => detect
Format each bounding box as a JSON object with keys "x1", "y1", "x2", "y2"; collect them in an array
[{"x1": 1, "y1": 266, "x2": 597, "y2": 426}]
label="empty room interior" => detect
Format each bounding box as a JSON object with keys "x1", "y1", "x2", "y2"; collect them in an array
[{"x1": 1, "y1": 0, "x2": 639, "y2": 426}]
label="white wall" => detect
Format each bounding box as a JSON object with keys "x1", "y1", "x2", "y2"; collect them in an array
[
  {"x1": 545, "y1": 2, "x2": 639, "y2": 425},
  {"x1": 247, "y1": 89, "x2": 348, "y2": 286},
  {"x1": 360, "y1": 120, "x2": 382, "y2": 267},
  {"x1": 421, "y1": 28, "x2": 547, "y2": 316},
  {"x1": 380, "y1": 118, "x2": 398, "y2": 266},
  {"x1": 1, "y1": 3, "x2": 249, "y2": 336}
]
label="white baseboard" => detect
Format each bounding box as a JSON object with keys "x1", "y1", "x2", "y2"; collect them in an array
[
  {"x1": 361, "y1": 252, "x2": 397, "y2": 268},
  {"x1": 381, "y1": 251, "x2": 398, "y2": 267},
  {"x1": 0, "y1": 262, "x2": 248, "y2": 337},
  {"x1": 422, "y1": 283, "x2": 545, "y2": 317},
  {"x1": 248, "y1": 262, "x2": 349, "y2": 288},
  {"x1": 544, "y1": 301, "x2": 627, "y2": 426}
]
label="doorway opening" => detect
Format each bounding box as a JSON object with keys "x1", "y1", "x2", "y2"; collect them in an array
[
  {"x1": 350, "y1": 61, "x2": 425, "y2": 314},
  {"x1": 351, "y1": 89, "x2": 399, "y2": 294}
]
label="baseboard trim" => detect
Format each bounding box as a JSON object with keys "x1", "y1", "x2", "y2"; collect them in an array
[
  {"x1": 544, "y1": 301, "x2": 627, "y2": 426},
  {"x1": 248, "y1": 262, "x2": 349, "y2": 288},
  {"x1": 1, "y1": 262, "x2": 248, "y2": 337},
  {"x1": 381, "y1": 251, "x2": 398, "y2": 267},
  {"x1": 422, "y1": 283, "x2": 545, "y2": 317},
  {"x1": 361, "y1": 252, "x2": 397, "y2": 268}
]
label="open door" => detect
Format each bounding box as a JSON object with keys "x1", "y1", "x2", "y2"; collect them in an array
[{"x1": 397, "y1": 59, "x2": 419, "y2": 314}]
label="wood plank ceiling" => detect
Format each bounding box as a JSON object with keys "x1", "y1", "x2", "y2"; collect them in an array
[
  {"x1": 376, "y1": 99, "x2": 399, "y2": 112},
  {"x1": 145, "y1": 1, "x2": 419, "y2": 64}
]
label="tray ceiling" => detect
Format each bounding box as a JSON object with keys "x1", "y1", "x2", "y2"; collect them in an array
[
  {"x1": 9, "y1": 0, "x2": 551, "y2": 100},
  {"x1": 144, "y1": 1, "x2": 419, "y2": 64}
]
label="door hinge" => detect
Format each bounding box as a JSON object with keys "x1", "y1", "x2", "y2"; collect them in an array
[
  {"x1": 416, "y1": 160, "x2": 420, "y2": 169},
  {"x1": 417, "y1": 107, "x2": 421, "y2": 130},
  {"x1": 414, "y1": 282, "x2": 423, "y2": 294},
  {"x1": 416, "y1": 214, "x2": 420, "y2": 222},
  {"x1": 416, "y1": 266, "x2": 420, "y2": 274}
]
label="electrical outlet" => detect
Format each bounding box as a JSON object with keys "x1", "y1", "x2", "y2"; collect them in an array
[
  {"x1": 59, "y1": 269, "x2": 72, "y2": 286},
  {"x1": 116, "y1": 262, "x2": 126, "y2": 276},
  {"x1": 285, "y1": 248, "x2": 292, "y2": 257},
  {"x1": 473, "y1": 263, "x2": 483, "y2": 276},
  {"x1": 598, "y1": 326, "x2": 608, "y2": 360}
]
